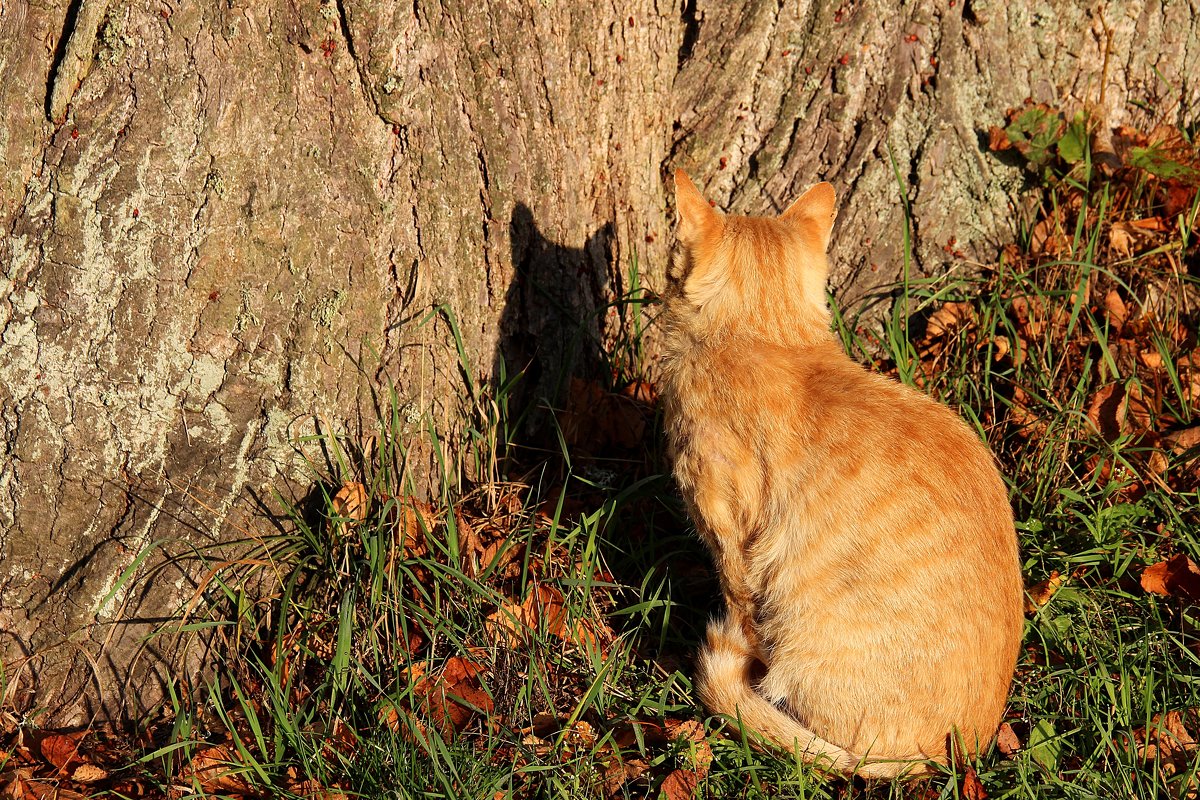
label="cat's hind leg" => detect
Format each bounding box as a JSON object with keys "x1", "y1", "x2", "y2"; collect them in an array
[{"x1": 696, "y1": 614, "x2": 923, "y2": 779}]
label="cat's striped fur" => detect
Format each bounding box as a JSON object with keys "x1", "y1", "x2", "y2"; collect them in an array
[{"x1": 663, "y1": 170, "x2": 1023, "y2": 778}]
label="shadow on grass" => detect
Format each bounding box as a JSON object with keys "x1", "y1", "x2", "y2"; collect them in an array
[{"x1": 497, "y1": 202, "x2": 717, "y2": 671}]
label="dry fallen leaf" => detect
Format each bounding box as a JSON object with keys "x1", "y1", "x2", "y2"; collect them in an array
[
  {"x1": 602, "y1": 757, "x2": 651, "y2": 796},
  {"x1": 1167, "y1": 183, "x2": 1199, "y2": 218},
  {"x1": 987, "y1": 125, "x2": 1012, "y2": 152},
  {"x1": 12, "y1": 778, "x2": 88, "y2": 800},
  {"x1": 1165, "y1": 427, "x2": 1200, "y2": 455},
  {"x1": 1010, "y1": 294, "x2": 1064, "y2": 339},
  {"x1": 2, "y1": 770, "x2": 33, "y2": 800},
  {"x1": 1109, "y1": 218, "x2": 1166, "y2": 260},
  {"x1": 519, "y1": 731, "x2": 552, "y2": 761},
  {"x1": 1164, "y1": 429, "x2": 1200, "y2": 486},
  {"x1": 176, "y1": 745, "x2": 254, "y2": 797},
  {"x1": 393, "y1": 500, "x2": 435, "y2": 558},
  {"x1": 454, "y1": 510, "x2": 483, "y2": 567},
  {"x1": 925, "y1": 302, "x2": 975, "y2": 339},
  {"x1": 661, "y1": 768, "x2": 700, "y2": 800},
  {"x1": 1142, "y1": 555, "x2": 1200, "y2": 604},
  {"x1": 1181, "y1": 362, "x2": 1200, "y2": 408},
  {"x1": 421, "y1": 657, "x2": 494, "y2": 738},
  {"x1": 1145, "y1": 449, "x2": 1170, "y2": 478},
  {"x1": 323, "y1": 719, "x2": 358, "y2": 760},
  {"x1": 1125, "y1": 383, "x2": 1154, "y2": 432},
  {"x1": 70, "y1": 763, "x2": 109, "y2": 783},
  {"x1": 285, "y1": 777, "x2": 349, "y2": 800},
  {"x1": 594, "y1": 717, "x2": 716, "y2": 796},
  {"x1": 961, "y1": 765, "x2": 988, "y2": 800},
  {"x1": 1139, "y1": 349, "x2": 1164, "y2": 369},
  {"x1": 1024, "y1": 571, "x2": 1065, "y2": 613},
  {"x1": 382, "y1": 657, "x2": 494, "y2": 742},
  {"x1": 996, "y1": 722, "x2": 1021, "y2": 756},
  {"x1": 1007, "y1": 387, "x2": 1044, "y2": 438},
  {"x1": 1087, "y1": 384, "x2": 1128, "y2": 441},
  {"x1": 1109, "y1": 223, "x2": 1135, "y2": 259},
  {"x1": 1104, "y1": 289, "x2": 1128, "y2": 331},
  {"x1": 1128, "y1": 709, "x2": 1198, "y2": 778},
  {"x1": 332, "y1": 482, "x2": 368, "y2": 525},
  {"x1": 471, "y1": 537, "x2": 522, "y2": 579},
  {"x1": 1030, "y1": 218, "x2": 1071, "y2": 257},
  {"x1": 1130, "y1": 216, "x2": 1170, "y2": 232},
  {"x1": 665, "y1": 719, "x2": 713, "y2": 777},
  {"x1": 622, "y1": 379, "x2": 658, "y2": 405},
  {"x1": 549, "y1": 720, "x2": 599, "y2": 763},
  {"x1": 487, "y1": 586, "x2": 564, "y2": 646},
  {"x1": 36, "y1": 731, "x2": 85, "y2": 774},
  {"x1": 486, "y1": 585, "x2": 604, "y2": 651},
  {"x1": 987, "y1": 335, "x2": 1011, "y2": 361},
  {"x1": 280, "y1": 767, "x2": 349, "y2": 800}
]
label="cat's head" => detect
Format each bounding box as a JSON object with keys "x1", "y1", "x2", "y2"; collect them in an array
[{"x1": 669, "y1": 170, "x2": 836, "y2": 344}]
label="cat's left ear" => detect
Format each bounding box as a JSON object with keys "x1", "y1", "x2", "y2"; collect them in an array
[
  {"x1": 780, "y1": 182, "x2": 837, "y2": 252},
  {"x1": 674, "y1": 170, "x2": 724, "y2": 244}
]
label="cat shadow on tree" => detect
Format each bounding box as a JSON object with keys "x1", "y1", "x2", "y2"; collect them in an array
[
  {"x1": 495, "y1": 203, "x2": 612, "y2": 447},
  {"x1": 495, "y1": 203, "x2": 718, "y2": 668}
]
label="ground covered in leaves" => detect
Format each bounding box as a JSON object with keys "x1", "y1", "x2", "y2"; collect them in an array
[{"x1": 3, "y1": 109, "x2": 1200, "y2": 799}]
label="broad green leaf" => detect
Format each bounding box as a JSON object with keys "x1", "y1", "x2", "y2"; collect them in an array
[
  {"x1": 1028, "y1": 719, "x2": 1062, "y2": 772},
  {"x1": 1128, "y1": 145, "x2": 1199, "y2": 181},
  {"x1": 1057, "y1": 116, "x2": 1088, "y2": 164},
  {"x1": 1006, "y1": 106, "x2": 1065, "y2": 167}
]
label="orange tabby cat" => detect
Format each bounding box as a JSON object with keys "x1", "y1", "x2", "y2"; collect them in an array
[{"x1": 663, "y1": 170, "x2": 1023, "y2": 778}]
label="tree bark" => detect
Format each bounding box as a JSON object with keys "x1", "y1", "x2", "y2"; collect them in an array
[
  {"x1": 675, "y1": 0, "x2": 1200, "y2": 303},
  {"x1": 1, "y1": 0, "x2": 1196, "y2": 725}
]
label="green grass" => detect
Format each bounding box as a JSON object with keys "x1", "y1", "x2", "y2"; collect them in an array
[{"x1": 62, "y1": 116, "x2": 1200, "y2": 799}]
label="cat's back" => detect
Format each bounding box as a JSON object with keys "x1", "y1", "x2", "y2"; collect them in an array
[
  {"x1": 667, "y1": 335, "x2": 999, "y2": 486},
  {"x1": 722, "y1": 339, "x2": 1009, "y2": 501}
]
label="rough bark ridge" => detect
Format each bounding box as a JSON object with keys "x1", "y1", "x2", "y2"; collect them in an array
[
  {"x1": 0, "y1": 0, "x2": 1197, "y2": 724},
  {"x1": 674, "y1": 0, "x2": 1200, "y2": 303}
]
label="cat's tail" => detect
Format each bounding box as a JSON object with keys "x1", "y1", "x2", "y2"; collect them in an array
[{"x1": 696, "y1": 615, "x2": 927, "y2": 780}]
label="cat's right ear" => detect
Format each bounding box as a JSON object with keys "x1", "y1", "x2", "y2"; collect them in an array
[
  {"x1": 780, "y1": 182, "x2": 837, "y2": 252},
  {"x1": 674, "y1": 170, "x2": 724, "y2": 245}
]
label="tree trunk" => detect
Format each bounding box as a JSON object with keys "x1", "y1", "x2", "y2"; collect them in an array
[
  {"x1": 1, "y1": 0, "x2": 1196, "y2": 725},
  {"x1": 675, "y1": 0, "x2": 1200, "y2": 303}
]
